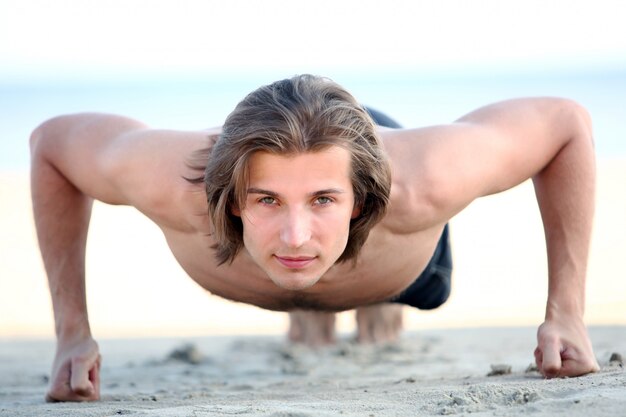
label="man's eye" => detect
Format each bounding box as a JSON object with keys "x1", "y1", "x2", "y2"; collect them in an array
[
  {"x1": 316, "y1": 196, "x2": 332, "y2": 205},
  {"x1": 259, "y1": 197, "x2": 276, "y2": 205}
]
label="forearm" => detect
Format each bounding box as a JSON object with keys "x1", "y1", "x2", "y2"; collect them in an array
[
  {"x1": 30, "y1": 127, "x2": 94, "y2": 340},
  {"x1": 532, "y1": 104, "x2": 595, "y2": 320}
]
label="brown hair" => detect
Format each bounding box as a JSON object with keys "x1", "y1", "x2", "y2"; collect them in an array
[{"x1": 188, "y1": 74, "x2": 391, "y2": 265}]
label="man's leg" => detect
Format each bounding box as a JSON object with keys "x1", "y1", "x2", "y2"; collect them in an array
[
  {"x1": 288, "y1": 305, "x2": 403, "y2": 345},
  {"x1": 354, "y1": 108, "x2": 404, "y2": 344},
  {"x1": 288, "y1": 310, "x2": 336, "y2": 346},
  {"x1": 355, "y1": 303, "x2": 404, "y2": 343}
]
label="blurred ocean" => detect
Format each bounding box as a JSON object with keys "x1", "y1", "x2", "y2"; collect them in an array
[{"x1": 1, "y1": 70, "x2": 625, "y2": 170}]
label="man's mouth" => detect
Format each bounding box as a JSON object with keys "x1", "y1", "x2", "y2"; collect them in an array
[{"x1": 274, "y1": 256, "x2": 316, "y2": 269}]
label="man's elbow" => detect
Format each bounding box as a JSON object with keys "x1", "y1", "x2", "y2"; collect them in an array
[
  {"x1": 575, "y1": 102, "x2": 593, "y2": 143},
  {"x1": 29, "y1": 122, "x2": 46, "y2": 157},
  {"x1": 30, "y1": 115, "x2": 76, "y2": 161},
  {"x1": 560, "y1": 99, "x2": 594, "y2": 143},
  {"x1": 30, "y1": 116, "x2": 62, "y2": 158}
]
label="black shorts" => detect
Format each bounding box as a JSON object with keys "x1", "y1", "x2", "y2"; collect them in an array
[
  {"x1": 365, "y1": 107, "x2": 453, "y2": 310},
  {"x1": 365, "y1": 107, "x2": 403, "y2": 129},
  {"x1": 389, "y1": 225, "x2": 452, "y2": 310}
]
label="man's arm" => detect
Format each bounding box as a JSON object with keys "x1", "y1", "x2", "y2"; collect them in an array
[
  {"x1": 385, "y1": 98, "x2": 598, "y2": 377},
  {"x1": 30, "y1": 114, "x2": 148, "y2": 401},
  {"x1": 527, "y1": 106, "x2": 598, "y2": 378},
  {"x1": 458, "y1": 99, "x2": 598, "y2": 378},
  {"x1": 31, "y1": 113, "x2": 211, "y2": 401}
]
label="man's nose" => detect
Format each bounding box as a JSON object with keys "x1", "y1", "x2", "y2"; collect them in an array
[{"x1": 280, "y1": 208, "x2": 311, "y2": 248}]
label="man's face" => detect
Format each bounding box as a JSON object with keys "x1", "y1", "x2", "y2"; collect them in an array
[{"x1": 234, "y1": 146, "x2": 359, "y2": 291}]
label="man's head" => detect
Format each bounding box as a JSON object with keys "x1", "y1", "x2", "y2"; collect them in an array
[{"x1": 204, "y1": 74, "x2": 391, "y2": 269}]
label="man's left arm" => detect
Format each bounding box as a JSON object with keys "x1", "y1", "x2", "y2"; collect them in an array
[
  {"x1": 458, "y1": 98, "x2": 599, "y2": 377},
  {"x1": 528, "y1": 103, "x2": 599, "y2": 378},
  {"x1": 388, "y1": 97, "x2": 599, "y2": 377}
]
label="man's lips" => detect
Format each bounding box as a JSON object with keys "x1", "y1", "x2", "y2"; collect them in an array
[{"x1": 274, "y1": 255, "x2": 316, "y2": 269}]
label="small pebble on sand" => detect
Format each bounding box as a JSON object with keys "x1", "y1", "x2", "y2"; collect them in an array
[{"x1": 487, "y1": 364, "x2": 512, "y2": 376}]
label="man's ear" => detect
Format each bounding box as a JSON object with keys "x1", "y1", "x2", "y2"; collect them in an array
[{"x1": 351, "y1": 204, "x2": 362, "y2": 219}]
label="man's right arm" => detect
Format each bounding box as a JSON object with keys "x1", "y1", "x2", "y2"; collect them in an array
[{"x1": 30, "y1": 113, "x2": 147, "y2": 401}]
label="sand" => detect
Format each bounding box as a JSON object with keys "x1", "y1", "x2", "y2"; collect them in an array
[{"x1": 1, "y1": 326, "x2": 625, "y2": 416}]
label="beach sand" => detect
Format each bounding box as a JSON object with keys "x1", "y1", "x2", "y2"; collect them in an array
[{"x1": 1, "y1": 326, "x2": 625, "y2": 416}]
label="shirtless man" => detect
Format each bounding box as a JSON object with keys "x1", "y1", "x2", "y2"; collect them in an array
[{"x1": 30, "y1": 74, "x2": 599, "y2": 402}]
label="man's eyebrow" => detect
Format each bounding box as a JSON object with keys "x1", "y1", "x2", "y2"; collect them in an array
[
  {"x1": 309, "y1": 189, "x2": 346, "y2": 197},
  {"x1": 246, "y1": 188, "x2": 346, "y2": 197},
  {"x1": 247, "y1": 188, "x2": 278, "y2": 196}
]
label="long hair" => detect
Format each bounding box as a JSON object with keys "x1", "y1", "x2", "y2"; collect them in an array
[{"x1": 188, "y1": 74, "x2": 391, "y2": 265}]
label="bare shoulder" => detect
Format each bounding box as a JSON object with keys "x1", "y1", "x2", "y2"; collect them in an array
[
  {"x1": 31, "y1": 113, "x2": 217, "y2": 232},
  {"x1": 379, "y1": 125, "x2": 465, "y2": 233},
  {"x1": 378, "y1": 97, "x2": 590, "y2": 233},
  {"x1": 102, "y1": 126, "x2": 217, "y2": 231}
]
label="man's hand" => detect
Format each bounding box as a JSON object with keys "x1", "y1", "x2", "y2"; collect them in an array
[
  {"x1": 534, "y1": 318, "x2": 599, "y2": 378},
  {"x1": 46, "y1": 337, "x2": 101, "y2": 402}
]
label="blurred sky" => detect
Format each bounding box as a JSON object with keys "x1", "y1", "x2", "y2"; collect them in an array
[
  {"x1": 2, "y1": 0, "x2": 626, "y2": 338},
  {"x1": 1, "y1": 0, "x2": 626, "y2": 83}
]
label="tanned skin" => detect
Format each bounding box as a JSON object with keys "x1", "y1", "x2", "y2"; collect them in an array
[{"x1": 30, "y1": 98, "x2": 599, "y2": 402}]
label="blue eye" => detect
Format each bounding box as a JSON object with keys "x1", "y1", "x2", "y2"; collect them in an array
[
  {"x1": 260, "y1": 197, "x2": 276, "y2": 205},
  {"x1": 316, "y1": 196, "x2": 332, "y2": 205}
]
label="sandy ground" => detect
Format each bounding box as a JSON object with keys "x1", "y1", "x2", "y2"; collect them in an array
[{"x1": 1, "y1": 326, "x2": 624, "y2": 417}]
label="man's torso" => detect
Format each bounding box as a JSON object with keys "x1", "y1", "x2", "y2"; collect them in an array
[
  {"x1": 162, "y1": 217, "x2": 445, "y2": 311},
  {"x1": 137, "y1": 127, "x2": 448, "y2": 312}
]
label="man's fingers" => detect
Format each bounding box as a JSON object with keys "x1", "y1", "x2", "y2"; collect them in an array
[
  {"x1": 70, "y1": 354, "x2": 98, "y2": 396},
  {"x1": 534, "y1": 346, "x2": 543, "y2": 369},
  {"x1": 45, "y1": 361, "x2": 73, "y2": 402},
  {"x1": 46, "y1": 338, "x2": 101, "y2": 402},
  {"x1": 559, "y1": 348, "x2": 600, "y2": 377},
  {"x1": 45, "y1": 393, "x2": 61, "y2": 403},
  {"x1": 70, "y1": 368, "x2": 93, "y2": 396},
  {"x1": 539, "y1": 341, "x2": 562, "y2": 378},
  {"x1": 89, "y1": 355, "x2": 102, "y2": 400},
  {"x1": 536, "y1": 320, "x2": 599, "y2": 379}
]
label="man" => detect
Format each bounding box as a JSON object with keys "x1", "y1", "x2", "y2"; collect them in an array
[{"x1": 30, "y1": 74, "x2": 599, "y2": 402}]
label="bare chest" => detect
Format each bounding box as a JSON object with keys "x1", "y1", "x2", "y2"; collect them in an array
[{"x1": 162, "y1": 225, "x2": 445, "y2": 312}]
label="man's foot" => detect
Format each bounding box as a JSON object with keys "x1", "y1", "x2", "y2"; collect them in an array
[
  {"x1": 288, "y1": 310, "x2": 336, "y2": 347},
  {"x1": 356, "y1": 303, "x2": 403, "y2": 343}
]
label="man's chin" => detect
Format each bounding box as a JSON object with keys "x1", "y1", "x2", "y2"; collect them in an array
[{"x1": 268, "y1": 274, "x2": 321, "y2": 291}]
